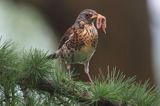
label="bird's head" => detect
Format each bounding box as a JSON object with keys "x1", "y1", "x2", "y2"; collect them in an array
[
  {"x1": 76, "y1": 9, "x2": 106, "y2": 34},
  {"x1": 78, "y1": 9, "x2": 98, "y2": 22}
]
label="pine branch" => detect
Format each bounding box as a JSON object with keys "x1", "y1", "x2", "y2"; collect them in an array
[{"x1": 0, "y1": 39, "x2": 160, "y2": 106}]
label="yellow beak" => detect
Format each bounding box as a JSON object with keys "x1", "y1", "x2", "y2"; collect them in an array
[{"x1": 90, "y1": 14, "x2": 98, "y2": 19}]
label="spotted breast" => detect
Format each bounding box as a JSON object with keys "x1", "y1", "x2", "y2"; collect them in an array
[{"x1": 60, "y1": 23, "x2": 98, "y2": 64}]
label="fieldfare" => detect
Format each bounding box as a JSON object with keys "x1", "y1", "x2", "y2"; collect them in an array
[{"x1": 48, "y1": 9, "x2": 106, "y2": 82}]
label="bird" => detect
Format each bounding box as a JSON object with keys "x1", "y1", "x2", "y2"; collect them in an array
[{"x1": 48, "y1": 9, "x2": 106, "y2": 82}]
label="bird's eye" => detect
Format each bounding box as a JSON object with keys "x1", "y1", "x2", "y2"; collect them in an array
[{"x1": 85, "y1": 14, "x2": 92, "y2": 18}]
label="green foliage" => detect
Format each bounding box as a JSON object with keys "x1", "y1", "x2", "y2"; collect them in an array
[
  {"x1": 0, "y1": 40, "x2": 20, "y2": 106},
  {"x1": 20, "y1": 49, "x2": 53, "y2": 87},
  {"x1": 0, "y1": 39, "x2": 160, "y2": 106},
  {"x1": 90, "y1": 67, "x2": 160, "y2": 106},
  {"x1": 0, "y1": 40, "x2": 19, "y2": 84}
]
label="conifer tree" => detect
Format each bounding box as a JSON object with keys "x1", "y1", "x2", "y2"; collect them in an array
[{"x1": 0, "y1": 40, "x2": 160, "y2": 106}]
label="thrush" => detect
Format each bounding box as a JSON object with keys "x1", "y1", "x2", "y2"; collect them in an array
[{"x1": 48, "y1": 9, "x2": 106, "y2": 82}]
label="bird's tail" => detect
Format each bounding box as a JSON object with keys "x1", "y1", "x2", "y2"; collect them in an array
[
  {"x1": 47, "y1": 50, "x2": 60, "y2": 59},
  {"x1": 47, "y1": 53, "x2": 57, "y2": 59}
]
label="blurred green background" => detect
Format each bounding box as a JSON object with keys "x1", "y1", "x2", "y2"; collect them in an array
[{"x1": 1, "y1": 0, "x2": 160, "y2": 86}]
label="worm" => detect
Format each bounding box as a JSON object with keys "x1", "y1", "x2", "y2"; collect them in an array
[{"x1": 96, "y1": 14, "x2": 106, "y2": 34}]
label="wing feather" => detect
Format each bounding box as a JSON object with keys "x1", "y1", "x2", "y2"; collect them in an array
[{"x1": 58, "y1": 26, "x2": 84, "y2": 49}]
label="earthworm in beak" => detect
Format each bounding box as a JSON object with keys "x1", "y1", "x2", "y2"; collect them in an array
[{"x1": 96, "y1": 14, "x2": 106, "y2": 34}]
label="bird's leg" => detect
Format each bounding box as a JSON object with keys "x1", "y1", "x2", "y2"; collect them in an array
[
  {"x1": 84, "y1": 62, "x2": 93, "y2": 83},
  {"x1": 66, "y1": 64, "x2": 72, "y2": 79}
]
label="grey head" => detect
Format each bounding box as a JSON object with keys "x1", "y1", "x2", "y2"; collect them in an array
[{"x1": 75, "y1": 9, "x2": 98, "y2": 24}]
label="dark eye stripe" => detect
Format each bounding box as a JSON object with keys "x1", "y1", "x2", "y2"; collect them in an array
[{"x1": 85, "y1": 14, "x2": 92, "y2": 18}]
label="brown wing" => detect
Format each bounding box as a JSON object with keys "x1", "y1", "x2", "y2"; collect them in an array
[
  {"x1": 58, "y1": 27, "x2": 74, "y2": 49},
  {"x1": 58, "y1": 26, "x2": 84, "y2": 49}
]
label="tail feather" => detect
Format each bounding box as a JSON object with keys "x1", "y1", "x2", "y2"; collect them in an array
[
  {"x1": 47, "y1": 50, "x2": 60, "y2": 59},
  {"x1": 47, "y1": 53, "x2": 57, "y2": 59}
]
